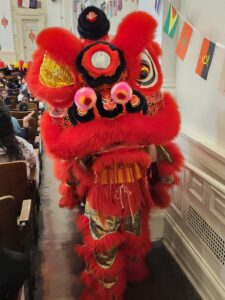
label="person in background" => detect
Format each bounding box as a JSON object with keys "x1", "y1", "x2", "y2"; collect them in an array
[
  {"x1": 12, "y1": 111, "x2": 36, "y2": 141},
  {"x1": 17, "y1": 94, "x2": 31, "y2": 111},
  {"x1": 0, "y1": 89, "x2": 11, "y2": 107},
  {"x1": 0, "y1": 247, "x2": 29, "y2": 300},
  {"x1": 0, "y1": 71, "x2": 17, "y2": 90},
  {"x1": 4, "y1": 84, "x2": 13, "y2": 96},
  {"x1": 0, "y1": 105, "x2": 37, "y2": 177},
  {"x1": 0, "y1": 71, "x2": 7, "y2": 87}
]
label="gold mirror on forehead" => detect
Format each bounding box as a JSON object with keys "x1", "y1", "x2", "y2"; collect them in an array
[{"x1": 39, "y1": 54, "x2": 74, "y2": 88}]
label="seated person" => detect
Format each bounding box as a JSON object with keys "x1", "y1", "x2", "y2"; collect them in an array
[
  {"x1": 0, "y1": 106, "x2": 37, "y2": 177},
  {"x1": 12, "y1": 111, "x2": 36, "y2": 140},
  {"x1": 0, "y1": 89, "x2": 11, "y2": 107},
  {"x1": 0, "y1": 71, "x2": 17, "y2": 90},
  {"x1": 4, "y1": 85, "x2": 13, "y2": 96},
  {"x1": 0, "y1": 71, "x2": 7, "y2": 87},
  {"x1": 19, "y1": 77, "x2": 27, "y2": 93},
  {"x1": 0, "y1": 247, "x2": 29, "y2": 300},
  {"x1": 17, "y1": 94, "x2": 30, "y2": 111}
]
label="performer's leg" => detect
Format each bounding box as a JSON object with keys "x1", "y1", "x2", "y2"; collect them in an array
[
  {"x1": 122, "y1": 209, "x2": 151, "y2": 282},
  {"x1": 76, "y1": 211, "x2": 126, "y2": 300}
]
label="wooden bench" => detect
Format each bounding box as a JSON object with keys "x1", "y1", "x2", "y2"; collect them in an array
[{"x1": 0, "y1": 161, "x2": 39, "y2": 240}]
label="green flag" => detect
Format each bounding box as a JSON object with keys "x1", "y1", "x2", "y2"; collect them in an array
[{"x1": 163, "y1": 4, "x2": 178, "y2": 38}]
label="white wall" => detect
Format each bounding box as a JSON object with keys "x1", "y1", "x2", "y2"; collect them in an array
[
  {"x1": 163, "y1": 2, "x2": 225, "y2": 298},
  {"x1": 138, "y1": 0, "x2": 163, "y2": 45},
  {"x1": 0, "y1": 0, "x2": 15, "y2": 54},
  {"x1": 46, "y1": 0, "x2": 62, "y2": 27},
  {"x1": 176, "y1": 0, "x2": 225, "y2": 149},
  {"x1": 107, "y1": 0, "x2": 138, "y2": 36}
]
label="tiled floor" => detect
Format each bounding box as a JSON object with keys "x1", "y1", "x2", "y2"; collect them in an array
[{"x1": 35, "y1": 155, "x2": 202, "y2": 300}]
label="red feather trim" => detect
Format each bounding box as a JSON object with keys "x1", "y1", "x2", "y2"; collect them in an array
[{"x1": 40, "y1": 93, "x2": 180, "y2": 160}]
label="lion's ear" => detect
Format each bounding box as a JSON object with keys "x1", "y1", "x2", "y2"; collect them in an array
[{"x1": 27, "y1": 28, "x2": 83, "y2": 108}]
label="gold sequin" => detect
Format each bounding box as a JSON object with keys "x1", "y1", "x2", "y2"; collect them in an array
[
  {"x1": 39, "y1": 54, "x2": 74, "y2": 88},
  {"x1": 98, "y1": 277, "x2": 117, "y2": 289},
  {"x1": 124, "y1": 211, "x2": 142, "y2": 236}
]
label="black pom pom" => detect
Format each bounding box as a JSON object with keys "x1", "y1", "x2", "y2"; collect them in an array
[
  {"x1": 68, "y1": 103, "x2": 94, "y2": 125},
  {"x1": 96, "y1": 93, "x2": 123, "y2": 118},
  {"x1": 78, "y1": 6, "x2": 110, "y2": 40},
  {"x1": 126, "y1": 90, "x2": 147, "y2": 114}
]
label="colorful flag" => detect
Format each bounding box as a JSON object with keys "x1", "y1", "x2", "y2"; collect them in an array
[
  {"x1": 195, "y1": 38, "x2": 215, "y2": 80},
  {"x1": 163, "y1": 4, "x2": 179, "y2": 39},
  {"x1": 18, "y1": 0, "x2": 37, "y2": 9},
  {"x1": 176, "y1": 22, "x2": 193, "y2": 60},
  {"x1": 155, "y1": 0, "x2": 162, "y2": 15},
  {"x1": 218, "y1": 59, "x2": 225, "y2": 96}
]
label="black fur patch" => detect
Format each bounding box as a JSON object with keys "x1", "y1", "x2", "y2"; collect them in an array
[
  {"x1": 78, "y1": 6, "x2": 110, "y2": 40},
  {"x1": 126, "y1": 90, "x2": 147, "y2": 114},
  {"x1": 76, "y1": 41, "x2": 126, "y2": 88},
  {"x1": 96, "y1": 93, "x2": 123, "y2": 118},
  {"x1": 68, "y1": 103, "x2": 94, "y2": 125}
]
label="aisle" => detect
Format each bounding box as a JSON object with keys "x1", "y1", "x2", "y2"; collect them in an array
[
  {"x1": 35, "y1": 154, "x2": 201, "y2": 300},
  {"x1": 35, "y1": 155, "x2": 82, "y2": 300}
]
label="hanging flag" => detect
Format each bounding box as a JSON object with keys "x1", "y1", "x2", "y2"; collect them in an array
[
  {"x1": 110, "y1": 0, "x2": 113, "y2": 17},
  {"x1": 18, "y1": 0, "x2": 37, "y2": 9},
  {"x1": 163, "y1": 4, "x2": 178, "y2": 39},
  {"x1": 155, "y1": 0, "x2": 162, "y2": 15},
  {"x1": 195, "y1": 38, "x2": 215, "y2": 80},
  {"x1": 176, "y1": 22, "x2": 193, "y2": 60},
  {"x1": 218, "y1": 58, "x2": 225, "y2": 96}
]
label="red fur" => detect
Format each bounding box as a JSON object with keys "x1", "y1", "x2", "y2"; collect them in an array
[
  {"x1": 27, "y1": 9, "x2": 184, "y2": 300},
  {"x1": 112, "y1": 12, "x2": 157, "y2": 83},
  {"x1": 27, "y1": 28, "x2": 83, "y2": 108},
  {"x1": 150, "y1": 182, "x2": 171, "y2": 208},
  {"x1": 76, "y1": 215, "x2": 124, "y2": 252},
  {"x1": 76, "y1": 244, "x2": 125, "y2": 278},
  {"x1": 59, "y1": 183, "x2": 78, "y2": 209},
  {"x1": 80, "y1": 270, "x2": 126, "y2": 300},
  {"x1": 36, "y1": 27, "x2": 82, "y2": 67},
  {"x1": 93, "y1": 150, "x2": 150, "y2": 173},
  {"x1": 26, "y1": 49, "x2": 76, "y2": 108},
  {"x1": 40, "y1": 93, "x2": 180, "y2": 160}
]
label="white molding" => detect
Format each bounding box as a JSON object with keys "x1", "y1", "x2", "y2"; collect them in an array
[
  {"x1": 149, "y1": 209, "x2": 166, "y2": 241},
  {"x1": 0, "y1": 51, "x2": 17, "y2": 62},
  {"x1": 178, "y1": 130, "x2": 225, "y2": 181},
  {"x1": 164, "y1": 214, "x2": 225, "y2": 300}
]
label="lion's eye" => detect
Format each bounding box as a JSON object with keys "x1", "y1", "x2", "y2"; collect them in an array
[
  {"x1": 139, "y1": 64, "x2": 150, "y2": 80},
  {"x1": 137, "y1": 49, "x2": 158, "y2": 88}
]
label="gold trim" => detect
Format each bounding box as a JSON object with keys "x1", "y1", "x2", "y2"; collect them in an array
[
  {"x1": 94, "y1": 248, "x2": 117, "y2": 269},
  {"x1": 156, "y1": 145, "x2": 173, "y2": 163}
]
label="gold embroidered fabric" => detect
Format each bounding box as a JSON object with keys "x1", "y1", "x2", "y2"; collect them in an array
[
  {"x1": 85, "y1": 202, "x2": 142, "y2": 239},
  {"x1": 85, "y1": 202, "x2": 121, "y2": 240},
  {"x1": 94, "y1": 248, "x2": 117, "y2": 269},
  {"x1": 124, "y1": 211, "x2": 142, "y2": 236},
  {"x1": 98, "y1": 277, "x2": 117, "y2": 289},
  {"x1": 39, "y1": 54, "x2": 74, "y2": 88},
  {"x1": 156, "y1": 145, "x2": 173, "y2": 163}
]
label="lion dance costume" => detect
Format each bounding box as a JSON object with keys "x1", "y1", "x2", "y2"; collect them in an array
[{"x1": 27, "y1": 6, "x2": 183, "y2": 300}]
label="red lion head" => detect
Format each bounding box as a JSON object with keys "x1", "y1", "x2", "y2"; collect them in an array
[{"x1": 27, "y1": 6, "x2": 180, "y2": 161}]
